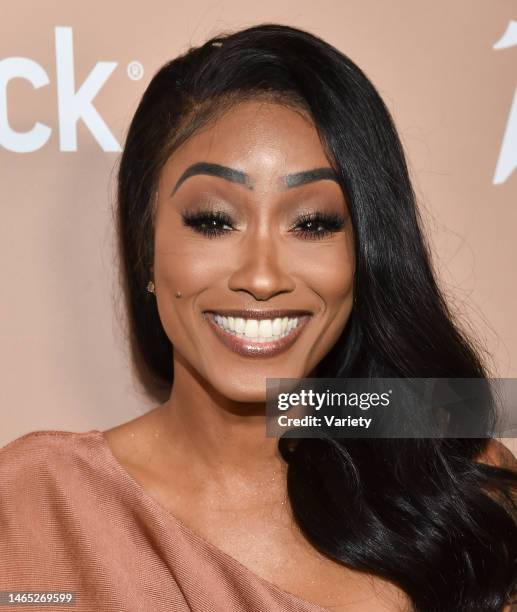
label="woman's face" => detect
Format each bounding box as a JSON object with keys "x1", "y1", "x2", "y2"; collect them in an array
[{"x1": 153, "y1": 100, "x2": 355, "y2": 402}]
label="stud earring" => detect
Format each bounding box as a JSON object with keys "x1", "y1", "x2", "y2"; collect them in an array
[{"x1": 147, "y1": 280, "x2": 181, "y2": 298}]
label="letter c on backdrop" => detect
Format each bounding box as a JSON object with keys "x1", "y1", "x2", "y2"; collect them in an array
[{"x1": 0, "y1": 57, "x2": 51, "y2": 153}]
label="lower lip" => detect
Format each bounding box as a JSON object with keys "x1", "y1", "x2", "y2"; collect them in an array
[{"x1": 203, "y1": 313, "x2": 312, "y2": 358}]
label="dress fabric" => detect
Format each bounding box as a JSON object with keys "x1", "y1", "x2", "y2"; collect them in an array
[{"x1": 0, "y1": 429, "x2": 329, "y2": 612}]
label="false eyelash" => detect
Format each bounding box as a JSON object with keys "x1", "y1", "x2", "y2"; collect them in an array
[
  {"x1": 181, "y1": 208, "x2": 347, "y2": 240},
  {"x1": 293, "y1": 211, "x2": 346, "y2": 240},
  {"x1": 181, "y1": 209, "x2": 234, "y2": 239}
]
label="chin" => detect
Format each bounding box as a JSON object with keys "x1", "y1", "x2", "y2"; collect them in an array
[{"x1": 208, "y1": 362, "x2": 310, "y2": 404}]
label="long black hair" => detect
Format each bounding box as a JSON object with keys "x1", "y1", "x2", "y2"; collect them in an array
[{"x1": 116, "y1": 23, "x2": 517, "y2": 611}]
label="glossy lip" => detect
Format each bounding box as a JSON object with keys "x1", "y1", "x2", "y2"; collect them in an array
[
  {"x1": 203, "y1": 308, "x2": 312, "y2": 320},
  {"x1": 203, "y1": 312, "x2": 312, "y2": 358}
]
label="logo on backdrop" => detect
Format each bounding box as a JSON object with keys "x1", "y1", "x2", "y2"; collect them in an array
[
  {"x1": 1, "y1": 22, "x2": 515, "y2": 175},
  {"x1": 0, "y1": 27, "x2": 143, "y2": 153},
  {"x1": 493, "y1": 20, "x2": 517, "y2": 185}
]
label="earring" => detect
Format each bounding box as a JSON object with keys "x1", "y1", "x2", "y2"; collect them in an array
[{"x1": 147, "y1": 280, "x2": 181, "y2": 298}]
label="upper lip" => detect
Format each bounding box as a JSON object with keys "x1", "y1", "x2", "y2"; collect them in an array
[{"x1": 204, "y1": 309, "x2": 313, "y2": 320}]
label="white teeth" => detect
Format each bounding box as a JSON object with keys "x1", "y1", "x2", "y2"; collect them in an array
[
  {"x1": 244, "y1": 319, "x2": 259, "y2": 338},
  {"x1": 272, "y1": 318, "x2": 282, "y2": 336},
  {"x1": 258, "y1": 319, "x2": 273, "y2": 338},
  {"x1": 235, "y1": 317, "x2": 246, "y2": 333},
  {"x1": 211, "y1": 315, "x2": 301, "y2": 341}
]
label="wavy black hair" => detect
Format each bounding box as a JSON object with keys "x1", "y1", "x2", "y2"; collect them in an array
[{"x1": 116, "y1": 23, "x2": 517, "y2": 611}]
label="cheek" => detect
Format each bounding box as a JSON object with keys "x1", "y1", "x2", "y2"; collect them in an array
[
  {"x1": 291, "y1": 237, "x2": 355, "y2": 303},
  {"x1": 153, "y1": 220, "x2": 242, "y2": 349},
  {"x1": 155, "y1": 246, "x2": 219, "y2": 292},
  {"x1": 153, "y1": 211, "x2": 229, "y2": 292},
  {"x1": 154, "y1": 207, "x2": 355, "y2": 298},
  {"x1": 295, "y1": 238, "x2": 355, "y2": 351}
]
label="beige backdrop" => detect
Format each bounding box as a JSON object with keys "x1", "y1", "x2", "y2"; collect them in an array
[{"x1": 1, "y1": 1, "x2": 516, "y2": 450}]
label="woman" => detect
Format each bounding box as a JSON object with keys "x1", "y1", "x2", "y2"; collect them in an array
[{"x1": 1, "y1": 23, "x2": 516, "y2": 612}]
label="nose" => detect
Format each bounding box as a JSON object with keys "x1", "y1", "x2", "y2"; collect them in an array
[{"x1": 227, "y1": 229, "x2": 296, "y2": 301}]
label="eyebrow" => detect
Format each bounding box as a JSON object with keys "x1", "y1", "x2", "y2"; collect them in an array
[{"x1": 170, "y1": 162, "x2": 338, "y2": 195}]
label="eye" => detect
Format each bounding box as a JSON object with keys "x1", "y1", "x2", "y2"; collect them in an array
[
  {"x1": 181, "y1": 208, "x2": 347, "y2": 240},
  {"x1": 181, "y1": 209, "x2": 234, "y2": 238},
  {"x1": 291, "y1": 211, "x2": 346, "y2": 240}
]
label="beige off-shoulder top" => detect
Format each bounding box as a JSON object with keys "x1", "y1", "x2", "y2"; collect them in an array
[{"x1": 0, "y1": 430, "x2": 330, "y2": 612}]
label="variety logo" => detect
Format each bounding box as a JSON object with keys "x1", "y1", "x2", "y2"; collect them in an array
[
  {"x1": 0, "y1": 27, "x2": 143, "y2": 153},
  {"x1": 493, "y1": 20, "x2": 517, "y2": 185}
]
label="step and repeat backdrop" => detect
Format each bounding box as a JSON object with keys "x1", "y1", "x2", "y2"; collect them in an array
[{"x1": 0, "y1": 1, "x2": 516, "y2": 446}]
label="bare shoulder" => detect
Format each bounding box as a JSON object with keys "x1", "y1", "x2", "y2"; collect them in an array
[
  {"x1": 476, "y1": 439, "x2": 517, "y2": 472},
  {"x1": 102, "y1": 405, "x2": 167, "y2": 475}
]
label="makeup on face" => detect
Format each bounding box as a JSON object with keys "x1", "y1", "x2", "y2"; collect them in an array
[
  {"x1": 153, "y1": 101, "x2": 355, "y2": 398},
  {"x1": 203, "y1": 310, "x2": 313, "y2": 358},
  {"x1": 168, "y1": 175, "x2": 350, "y2": 361}
]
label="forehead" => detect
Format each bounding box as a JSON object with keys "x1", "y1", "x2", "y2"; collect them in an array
[{"x1": 159, "y1": 100, "x2": 333, "y2": 190}]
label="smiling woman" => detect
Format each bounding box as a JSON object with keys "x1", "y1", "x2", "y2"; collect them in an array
[
  {"x1": 149, "y1": 99, "x2": 355, "y2": 392},
  {"x1": 1, "y1": 22, "x2": 517, "y2": 612}
]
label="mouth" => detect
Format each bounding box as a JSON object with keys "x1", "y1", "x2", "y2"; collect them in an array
[{"x1": 202, "y1": 309, "x2": 313, "y2": 358}]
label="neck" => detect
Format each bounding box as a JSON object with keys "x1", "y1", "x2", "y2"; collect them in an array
[{"x1": 157, "y1": 353, "x2": 287, "y2": 488}]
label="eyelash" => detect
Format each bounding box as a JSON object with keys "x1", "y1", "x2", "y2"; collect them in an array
[{"x1": 181, "y1": 209, "x2": 346, "y2": 240}]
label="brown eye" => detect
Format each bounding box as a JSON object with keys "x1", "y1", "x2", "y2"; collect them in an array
[
  {"x1": 292, "y1": 212, "x2": 346, "y2": 240},
  {"x1": 181, "y1": 210, "x2": 234, "y2": 238}
]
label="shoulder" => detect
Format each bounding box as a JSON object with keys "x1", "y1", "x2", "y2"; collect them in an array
[
  {"x1": 476, "y1": 439, "x2": 517, "y2": 472},
  {"x1": 0, "y1": 430, "x2": 111, "y2": 539},
  {"x1": 0, "y1": 428, "x2": 94, "y2": 461},
  {"x1": 1, "y1": 429, "x2": 79, "y2": 452},
  {"x1": 0, "y1": 429, "x2": 102, "y2": 492}
]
